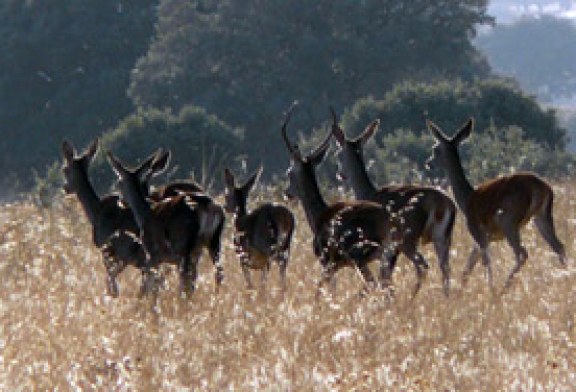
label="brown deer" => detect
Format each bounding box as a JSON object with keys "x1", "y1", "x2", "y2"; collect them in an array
[
  {"x1": 426, "y1": 118, "x2": 566, "y2": 293},
  {"x1": 107, "y1": 151, "x2": 224, "y2": 295},
  {"x1": 331, "y1": 109, "x2": 456, "y2": 296},
  {"x1": 138, "y1": 150, "x2": 226, "y2": 279},
  {"x1": 281, "y1": 105, "x2": 414, "y2": 297},
  {"x1": 61, "y1": 139, "x2": 154, "y2": 297},
  {"x1": 223, "y1": 166, "x2": 295, "y2": 291}
]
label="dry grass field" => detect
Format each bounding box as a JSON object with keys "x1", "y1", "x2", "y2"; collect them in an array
[{"x1": 0, "y1": 181, "x2": 575, "y2": 391}]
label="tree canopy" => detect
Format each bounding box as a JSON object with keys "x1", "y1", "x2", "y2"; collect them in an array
[
  {"x1": 129, "y1": 0, "x2": 493, "y2": 170},
  {"x1": 0, "y1": 0, "x2": 158, "y2": 191},
  {"x1": 341, "y1": 79, "x2": 566, "y2": 149},
  {"x1": 1, "y1": 0, "x2": 571, "y2": 197},
  {"x1": 476, "y1": 15, "x2": 576, "y2": 102}
]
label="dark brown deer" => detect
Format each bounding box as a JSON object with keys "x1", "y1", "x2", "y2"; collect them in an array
[
  {"x1": 223, "y1": 166, "x2": 295, "y2": 291},
  {"x1": 426, "y1": 118, "x2": 566, "y2": 293},
  {"x1": 61, "y1": 139, "x2": 152, "y2": 297},
  {"x1": 137, "y1": 150, "x2": 226, "y2": 286},
  {"x1": 331, "y1": 109, "x2": 456, "y2": 296},
  {"x1": 107, "y1": 151, "x2": 224, "y2": 295},
  {"x1": 281, "y1": 106, "x2": 414, "y2": 297}
]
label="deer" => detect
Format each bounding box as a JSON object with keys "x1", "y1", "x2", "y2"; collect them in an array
[
  {"x1": 281, "y1": 105, "x2": 414, "y2": 298},
  {"x1": 137, "y1": 150, "x2": 226, "y2": 277},
  {"x1": 331, "y1": 109, "x2": 456, "y2": 296},
  {"x1": 107, "y1": 151, "x2": 224, "y2": 296},
  {"x1": 61, "y1": 139, "x2": 153, "y2": 297},
  {"x1": 426, "y1": 118, "x2": 566, "y2": 293},
  {"x1": 223, "y1": 166, "x2": 295, "y2": 291}
]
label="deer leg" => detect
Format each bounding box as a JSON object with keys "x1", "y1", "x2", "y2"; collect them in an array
[
  {"x1": 139, "y1": 234, "x2": 165, "y2": 296},
  {"x1": 462, "y1": 246, "x2": 481, "y2": 286},
  {"x1": 479, "y1": 248, "x2": 494, "y2": 292},
  {"x1": 104, "y1": 256, "x2": 127, "y2": 297},
  {"x1": 179, "y1": 248, "x2": 201, "y2": 295},
  {"x1": 260, "y1": 261, "x2": 270, "y2": 291},
  {"x1": 278, "y1": 251, "x2": 289, "y2": 292},
  {"x1": 209, "y1": 224, "x2": 225, "y2": 290},
  {"x1": 316, "y1": 259, "x2": 337, "y2": 300},
  {"x1": 106, "y1": 274, "x2": 120, "y2": 298},
  {"x1": 239, "y1": 249, "x2": 255, "y2": 290},
  {"x1": 379, "y1": 248, "x2": 399, "y2": 289},
  {"x1": 404, "y1": 249, "x2": 430, "y2": 298},
  {"x1": 433, "y1": 237, "x2": 452, "y2": 297},
  {"x1": 357, "y1": 263, "x2": 377, "y2": 297},
  {"x1": 139, "y1": 266, "x2": 160, "y2": 297},
  {"x1": 501, "y1": 227, "x2": 528, "y2": 293},
  {"x1": 534, "y1": 214, "x2": 566, "y2": 266}
]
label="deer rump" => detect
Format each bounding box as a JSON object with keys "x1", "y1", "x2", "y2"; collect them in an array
[
  {"x1": 234, "y1": 204, "x2": 292, "y2": 258},
  {"x1": 313, "y1": 201, "x2": 395, "y2": 266},
  {"x1": 142, "y1": 195, "x2": 202, "y2": 259}
]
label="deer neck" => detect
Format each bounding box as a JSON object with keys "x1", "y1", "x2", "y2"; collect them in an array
[
  {"x1": 233, "y1": 202, "x2": 248, "y2": 224},
  {"x1": 120, "y1": 185, "x2": 152, "y2": 230},
  {"x1": 442, "y1": 151, "x2": 474, "y2": 213},
  {"x1": 345, "y1": 154, "x2": 378, "y2": 200},
  {"x1": 297, "y1": 170, "x2": 328, "y2": 235},
  {"x1": 73, "y1": 170, "x2": 103, "y2": 227}
]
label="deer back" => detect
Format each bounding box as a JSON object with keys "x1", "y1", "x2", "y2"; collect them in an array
[
  {"x1": 236, "y1": 203, "x2": 295, "y2": 256},
  {"x1": 467, "y1": 173, "x2": 552, "y2": 236}
]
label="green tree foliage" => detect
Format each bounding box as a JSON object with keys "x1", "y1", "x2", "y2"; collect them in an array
[
  {"x1": 341, "y1": 79, "x2": 566, "y2": 148},
  {"x1": 475, "y1": 15, "x2": 576, "y2": 102},
  {"x1": 0, "y1": 0, "x2": 158, "y2": 192},
  {"x1": 558, "y1": 108, "x2": 576, "y2": 151},
  {"x1": 92, "y1": 105, "x2": 243, "y2": 192},
  {"x1": 129, "y1": 0, "x2": 493, "y2": 171}
]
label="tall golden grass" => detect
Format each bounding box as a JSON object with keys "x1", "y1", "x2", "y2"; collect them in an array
[{"x1": 0, "y1": 182, "x2": 575, "y2": 391}]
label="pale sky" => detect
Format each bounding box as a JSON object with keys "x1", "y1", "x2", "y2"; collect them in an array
[{"x1": 489, "y1": 1, "x2": 576, "y2": 23}]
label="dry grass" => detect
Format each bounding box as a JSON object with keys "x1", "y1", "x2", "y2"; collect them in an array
[{"x1": 1, "y1": 182, "x2": 576, "y2": 391}]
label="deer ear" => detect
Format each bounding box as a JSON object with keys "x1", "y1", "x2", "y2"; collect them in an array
[
  {"x1": 426, "y1": 119, "x2": 448, "y2": 142},
  {"x1": 107, "y1": 152, "x2": 127, "y2": 178},
  {"x1": 84, "y1": 138, "x2": 99, "y2": 162},
  {"x1": 62, "y1": 140, "x2": 76, "y2": 161},
  {"x1": 452, "y1": 118, "x2": 474, "y2": 145},
  {"x1": 243, "y1": 165, "x2": 262, "y2": 192},
  {"x1": 135, "y1": 149, "x2": 168, "y2": 179},
  {"x1": 309, "y1": 130, "x2": 332, "y2": 166},
  {"x1": 357, "y1": 119, "x2": 380, "y2": 145},
  {"x1": 150, "y1": 150, "x2": 171, "y2": 177},
  {"x1": 223, "y1": 167, "x2": 235, "y2": 188},
  {"x1": 330, "y1": 106, "x2": 346, "y2": 146}
]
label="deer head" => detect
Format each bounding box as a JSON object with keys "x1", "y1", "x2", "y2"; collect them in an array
[
  {"x1": 425, "y1": 118, "x2": 473, "y2": 172},
  {"x1": 61, "y1": 139, "x2": 99, "y2": 195},
  {"x1": 107, "y1": 150, "x2": 168, "y2": 199},
  {"x1": 281, "y1": 104, "x2": 331, "y2": 201},
  {"x1": 330, "y1": 107, "x2": 380, "y2": 185},
  {"x1": 223, "y1": 166, "x2": 262, "y2": 214}
]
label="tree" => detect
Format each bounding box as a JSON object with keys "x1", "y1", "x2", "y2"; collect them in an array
[
  {"x1": 0, "y1": 0, "x2": 158, "y2": 192},
  {"x1": 475, "y1": 15, "x2": 576, "y2": 102},
  {"x1": 129, "y1": 0, "x2": 494, "y2": 171},
  {"x1": 92, "y1": 105, "x2": 243, "y2": 192},
  {"x1": 341, "y1": 79, "x2": 566, "y2": 149}
]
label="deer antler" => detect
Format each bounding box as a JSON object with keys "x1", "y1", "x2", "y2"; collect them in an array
[{"x1": 281, "y1": 101, "x2": 301, "y2": 159}]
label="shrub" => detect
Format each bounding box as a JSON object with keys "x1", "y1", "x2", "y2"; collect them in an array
[
  {"x1": 360, "y1": 125, "x2": 574, "y2": 187},
  {"x1": 342, "y1": 79, "x2": 566, "y2": 149},
  {"x1": 91, "y1": 105, "x2": 243, "y2": 193}
]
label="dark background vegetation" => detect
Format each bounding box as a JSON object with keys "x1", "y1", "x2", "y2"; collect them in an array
[{"x1": 1, "y1": 0, "x2": 574, "y2": 199}]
